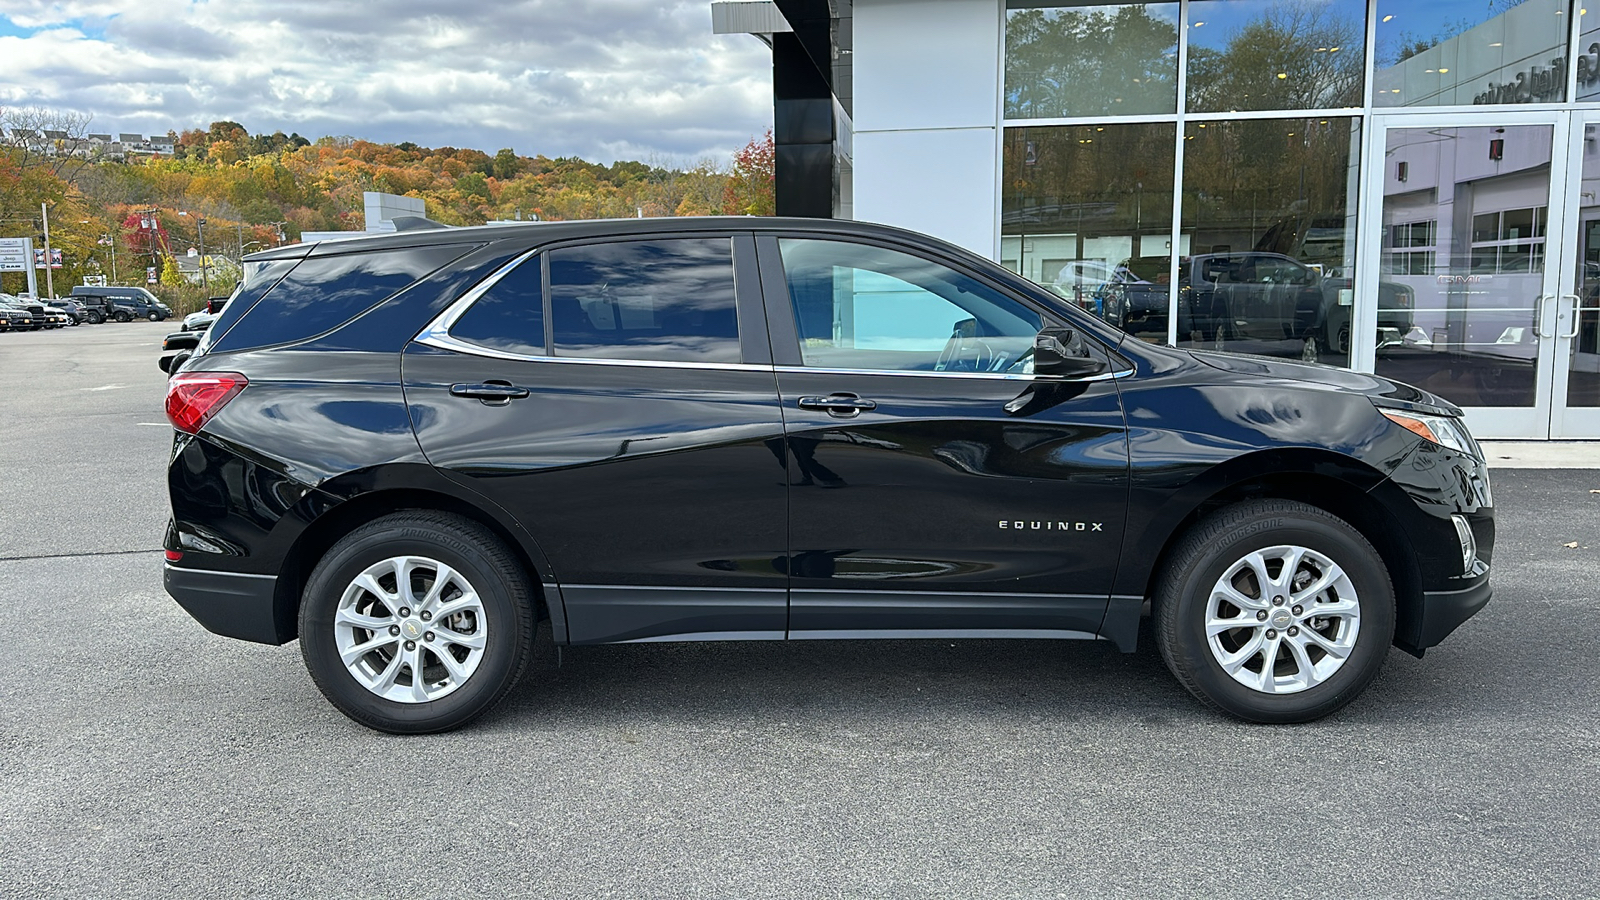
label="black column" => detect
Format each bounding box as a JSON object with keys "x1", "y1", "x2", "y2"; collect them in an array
[{"x1": 773, "y1": 31, "x2": 837, "y2": 218}]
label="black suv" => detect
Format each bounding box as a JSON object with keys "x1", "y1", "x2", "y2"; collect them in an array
[
  {"x1": 163, "y1": 218, "x2": 1494, "y2": 734},
  {"x1": 71, "y1": 285, "x2": 171, "y2": 323}
]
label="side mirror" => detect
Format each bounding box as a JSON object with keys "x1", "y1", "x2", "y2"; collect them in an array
[{"x1": 1033, "y1": 327, "x2": 1107, "y2": 378}]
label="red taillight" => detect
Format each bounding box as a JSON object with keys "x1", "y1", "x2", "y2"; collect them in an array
[
  {"x1": 165, "y1": 372, "x2": 247, "y2": 434},
  {"x1": 165, "y1": 550, "x2": 183, "y2": 562}
]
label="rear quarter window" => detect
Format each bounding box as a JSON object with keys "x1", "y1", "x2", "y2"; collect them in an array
[{"x1": 210, "y1": 244, "x2": 471, "y2": 353}]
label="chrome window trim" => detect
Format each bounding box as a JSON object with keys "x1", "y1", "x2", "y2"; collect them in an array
[
  {"x1": 418, "y1": 243, "x2": 761, "y2": 371},
  {"x1": 415, "y1": 247, "x2": 541, "y2": 349},
  {"x1": 417, "y1": 252, "x2": 1129, "y2": 379},
  {"x1": 772, "y1": 364, "x2": 1131, "y2": 382},
  {"x1": 414, "y1": 331, "x2": 775, "y2": 372}
]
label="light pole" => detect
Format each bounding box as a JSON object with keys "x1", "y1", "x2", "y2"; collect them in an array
[
  {"x1": 40, "y1": 202, "x2": 56, "y2": 299},
  {"x1": 197, "y1": 217, "x2": 208, "y2": 292}
]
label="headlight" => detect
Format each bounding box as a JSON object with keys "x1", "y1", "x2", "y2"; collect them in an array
[{"x1": 1379, "y1": 408, "x2": 1479, "y2": 457}]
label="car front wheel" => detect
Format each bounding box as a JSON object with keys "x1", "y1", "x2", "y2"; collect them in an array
[
  {"x1": 299, "y1": 511, "x2": 537, "y2": 734},
  {"x1": 1154, "y1": 499, "x2": 1395, "y2": 723},
  {"x1": 148, "y1": 311, "x2": 160, "y2": 321}
]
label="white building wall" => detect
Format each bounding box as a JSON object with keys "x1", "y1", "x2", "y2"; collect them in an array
[{"x1": 852, "y1": 0, "x2": 1001, "y2": 258}]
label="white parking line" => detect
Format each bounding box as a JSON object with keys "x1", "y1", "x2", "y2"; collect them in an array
[{"x1": 81, "y1": 384, "x2": 126, "y2": 392}]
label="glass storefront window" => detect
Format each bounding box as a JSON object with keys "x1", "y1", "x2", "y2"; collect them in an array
[
  {"x1": 1185, "y1": 0, "x2": 1366, "y2": 113},
  {"x1": 1176, "y1": 117, "x2": 1362, "y2": 367},
  {"x1": 1000, "y1": 122, "x2": 1177, "y2": 335},
  {"x1": 1004, "y1": 2, "x2": 1179, "y2": 118},
  {"x1": 1582, "y1": 5, "x2": 1600, "y2": 101},
  {"x1": 1374, "y1": 0, "x2": 1571, "y2": 107}
]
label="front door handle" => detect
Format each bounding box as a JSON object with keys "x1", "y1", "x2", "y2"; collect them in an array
[
  {"x1": 450, "y1": 381, "x2": 529, "y2": 404},
  {"x1": 797, "y1": 393, "x2": 877, "y2": 417}
]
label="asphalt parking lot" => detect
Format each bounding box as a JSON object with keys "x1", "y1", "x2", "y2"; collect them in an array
[{"x1": 2, "y1": 322, "x2": 1597, "y2": 899}]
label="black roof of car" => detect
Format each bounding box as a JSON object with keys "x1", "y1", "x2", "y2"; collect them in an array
[{"x1": 244, "y1": 217, "x2": 981, "y2": 262}]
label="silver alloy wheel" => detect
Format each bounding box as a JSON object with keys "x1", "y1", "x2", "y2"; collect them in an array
[
  {"x1": 1205, "y1": 544, "x2": 1360, "y2": 694},
  {"x1": 333, "y1": 555, "x2": 488, "y2": 703}
]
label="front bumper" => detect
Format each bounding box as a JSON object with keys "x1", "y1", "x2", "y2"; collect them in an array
[
  {"x1": 164, "y1": 563, "x2": 291, "y2": 645},
  {"x1": 1404, "y1": 576, "x2": 1493, "y2": 654}
]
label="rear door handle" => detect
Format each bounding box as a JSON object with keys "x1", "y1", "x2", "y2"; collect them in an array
[
  {"x1": 797, "y1": 393, "x2": 877, "y2": 417},
  {"x1": 450, "y1": 381, "x2": 529, "y2": 404}
]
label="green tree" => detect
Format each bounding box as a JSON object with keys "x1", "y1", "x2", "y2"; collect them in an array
[{"x1": 492, "y1": 148, "x2": 522, "y2": 180}]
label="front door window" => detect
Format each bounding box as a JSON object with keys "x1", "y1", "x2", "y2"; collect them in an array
[{"x1": 777, "y1": 238, "x2": 1043, "y2": 374}]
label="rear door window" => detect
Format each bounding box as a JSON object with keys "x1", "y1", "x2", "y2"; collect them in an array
[
  {"x1": 548, "y1": 238, "x2": 741, "y2": 363},
  {"x1": 447, "y1": 254, "x2": 545, "y2": 356}
]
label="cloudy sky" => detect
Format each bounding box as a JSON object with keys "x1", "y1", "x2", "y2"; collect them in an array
[{"x1": 0, "y1": 0, "x2": 775, "y2": 164}]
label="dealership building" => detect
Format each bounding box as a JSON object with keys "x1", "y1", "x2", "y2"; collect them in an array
[{"x1": 713, "y1": 0, "x2": 1600, "y2": 439}]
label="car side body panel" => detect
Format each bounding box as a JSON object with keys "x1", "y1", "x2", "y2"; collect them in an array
[{"x1": 162, "y1": 217, "x2": 1493, "y2": 669}]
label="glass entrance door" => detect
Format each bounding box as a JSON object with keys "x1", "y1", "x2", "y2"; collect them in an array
[
  {"x1": 1551, "y1": 110, "x2": 1600, "y2": 437},
  {"x1": 1363, "y1": 113, "x2": 1576, "y2": 439}
]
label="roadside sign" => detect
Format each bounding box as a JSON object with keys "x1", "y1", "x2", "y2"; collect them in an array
[
  {"x1": 82, "y1": 275, "x2": 106, "y2": 287},
  {"x1": 146, "y1": 266, "x2": 158, "y2": 284},
  {"x1": 33, "y1": 248, "x2": 64, "y2": 269},
  {"x1": 0, "y1": 237, "x2": 30, "y2": 273}
]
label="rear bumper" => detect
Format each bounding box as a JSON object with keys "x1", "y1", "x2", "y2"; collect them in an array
[{"x1": 164, "y1": 563, "x2": 292, "y2": 645}]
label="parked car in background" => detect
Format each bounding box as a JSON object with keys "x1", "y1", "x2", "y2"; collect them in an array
[
  {"x1": 49, "y1": 297, "x2": 87, "y2": 325},
  {"x1": 1, "y1": 294, "x2": 55, "y2": 329},
  {"x1": 158, "y1": 330, "x2": 201, "y2": 375},
  {"x1": 181, "y1": 295, "x2": 233, "y2": 332},
  {"x1": 162, "y1": 217, "x2": 1492, "y2": 734},
  {"x1": 0, "y1": 300, "x2": 33, "y2": 332},
  {"x1": 71, "y1": 285, "x2": 171, "y2": 322},
  {"x1": 38, "y1": 302, "x2": 71, "y2": 328}
]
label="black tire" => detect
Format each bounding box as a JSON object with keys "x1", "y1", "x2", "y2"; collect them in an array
[
  {"x1": 148, "y1": 311, "x2": 160, "y2": 322},
  {"x1": 1154, "y1": 499, "x2": 1395, "y2": 724},
  {"x1": 114, "y1": 311, "x2": 130, "y2": 323},
  {"x1": 299, "y1": 511, "x2": 537, "y2": 734},
  {"x1": 87, "y1": 311, "x2": 103, "y2": 325}
]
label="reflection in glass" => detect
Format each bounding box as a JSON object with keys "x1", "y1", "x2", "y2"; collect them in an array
[
  {"x1": 1570, "y1": 129, "x2": 1600, "y2": 407},
  {"x1": 1004, "y1": 2, "x2": 1179, "y2": 118},
  {"x1": 1185, "y1": 0, "x2": 1365, "y2": 113},
  {"x1": 779, "y1": 239, "x2": 1042, "y2": 373},
  {"x1": 1376, "y1": 126, "x2": 1553, "y2": 408},
  {"x1": 450, "y1": 257, "x2": 545, "y2": 357},
  {"x1": 1374, "y1": 0, "x2": 1570, "y2": 107},
  {"x1": 1582, "y1": 5, "x2": 1600, "y2": 101},
  {"x1": 1001, "y1": 123, "x2": 1176, "y2": 337},
  {"x1": 1176, "y1": 117, "x2": 1361, "y2": 367},
  {"x1": 549, "y1": 239, "x2": 741, "y2": 363}
]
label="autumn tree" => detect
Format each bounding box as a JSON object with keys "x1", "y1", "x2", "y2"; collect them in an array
[{"x1": 723, "y1": 130, "x2": 775, "y2": 216}]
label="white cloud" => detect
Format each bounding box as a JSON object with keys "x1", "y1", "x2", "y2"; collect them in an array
[{"x1": 0, "y1": 0, "x2": 775, "y2": 163}]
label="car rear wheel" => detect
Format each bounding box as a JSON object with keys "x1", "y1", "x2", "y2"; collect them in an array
[
  {"x1": 86, "y1": 311, "x2": 103, "y2": 324},
  {"x1": 299, "y1": 511, "x2": 537, "y2": 734},
  {"x1": 114, "y1": 311, "x2": 130, "y2": 323},
  {"x1": 1154, "y1": 499, "x2": 1395, "y2": 723}
]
